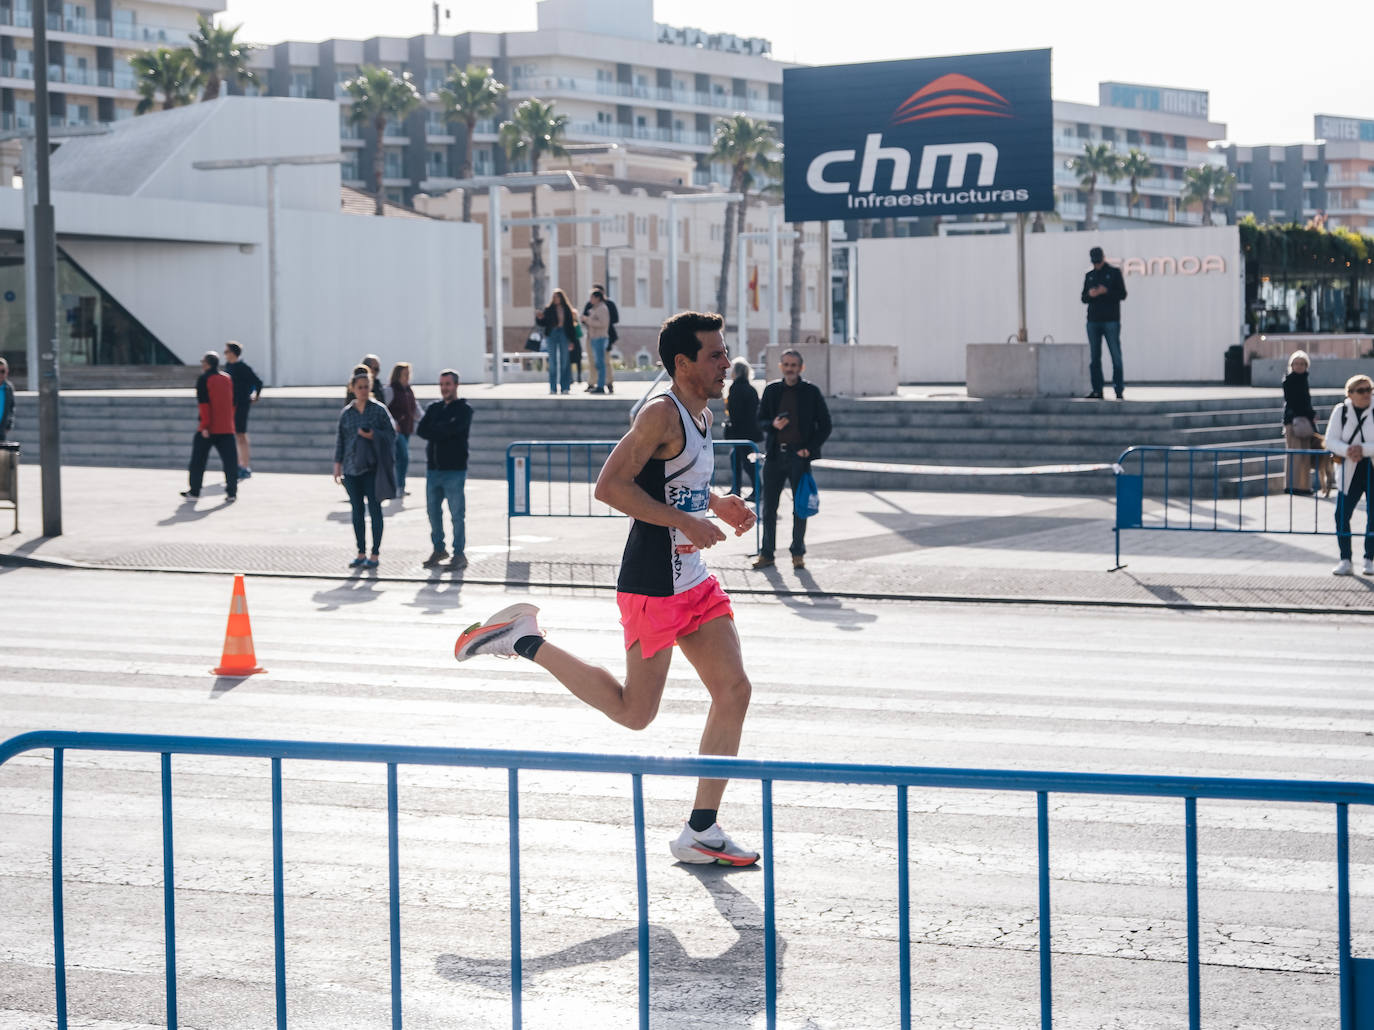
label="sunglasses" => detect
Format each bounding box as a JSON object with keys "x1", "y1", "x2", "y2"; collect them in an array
[{"x1": 1353, "y1": 387, "x2": 1373, "y2": 394}]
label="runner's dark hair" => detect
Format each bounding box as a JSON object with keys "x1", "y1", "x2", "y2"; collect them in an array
[{"x1": 658, "y1": 311, "x2": 723, "y2": 378}]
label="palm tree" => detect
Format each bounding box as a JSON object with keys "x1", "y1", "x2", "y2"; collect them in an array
[
  {"x1": 1180, "y1": 163, "x2": 1236, "y2": 226},
  {"x1": 131, "y1": 47, "x2": 200, "y2": 114},
  {"x1": 1119, "y1": 149, "x2": 1155, "y2": 218},
  {"x1": 187, "y1": 14, "x2": 257, "y2": 101},
  {"x1": 711, "y1": 114, "x2": 779, "y2": 321},
  {"x1": 440, "y1": 64, "x2": 506, "y2": 222},
  {"x1": 344, "y1": 66, "x2": 423, "y2": 215},
  {"x1": 1066, "y1": 141, "x2": 1122, "y2": 229},
  {"x1": 499, "y1": 99, "x2": 569, "y2": 307}
]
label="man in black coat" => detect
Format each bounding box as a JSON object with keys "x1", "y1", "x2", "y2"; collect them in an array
[
  {"x1": 416, "y1": 368, "x2": 474, "y2": 570},
  {"x1": 1081, "y1": 246, "x2": 1128, "y2": 399},
  {"x1": 753, "y1": 349, "x2": 831, "y2": 570},
  {"x1": 223, "y1": 341, "x2": 263, "y2": 478}
]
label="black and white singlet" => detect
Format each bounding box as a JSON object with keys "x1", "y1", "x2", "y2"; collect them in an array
[{"x1": 616, "y1": 392, "x2": 714, "y2": 597}]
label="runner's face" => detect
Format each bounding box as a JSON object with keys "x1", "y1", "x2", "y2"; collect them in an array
[{"x1": 682, "y1": 330, "x2": 729, "y2": 399}]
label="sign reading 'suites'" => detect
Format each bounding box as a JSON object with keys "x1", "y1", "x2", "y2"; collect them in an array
[{"x1": 783, "y1": 49, "x2": 1052, "y2": 223}]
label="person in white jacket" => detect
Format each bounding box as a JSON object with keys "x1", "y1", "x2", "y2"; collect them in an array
[{"x1": 1324, "y1": 373, "x2": 1374, "y2": 575}]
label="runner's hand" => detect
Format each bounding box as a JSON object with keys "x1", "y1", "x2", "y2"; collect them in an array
[
  {"x1": 681, "y1": 514, "x2": 727, "y2": 550},
  {"x1": 710, "y1": 494, "x2": 756, "y2": 537}
]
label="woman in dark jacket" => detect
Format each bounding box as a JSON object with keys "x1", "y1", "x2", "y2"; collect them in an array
[
  {"x1": 334, "y1": 366, "x2": 397, "y2": 569},
  {"x1": 1283, "y1": 349, "x2": 1318, "y2": 495},
  {"x1": 724, "y1": 357, "x2": 761, "y2": 500},
  {"x1": 536, "y1": 289, "x2": 576, "y2": 395},
  {"x1": 387, "y1": 361, "x2": 421, "y2": 495}
]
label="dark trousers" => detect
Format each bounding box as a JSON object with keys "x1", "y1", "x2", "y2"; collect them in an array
[
  {"x1": 760, "y1": 450, "x2": 810, "y2": 558},
  {"x1": 729, "y1": 442, "x2": 758, "y2": 497},
  {"x1": 343, "y1": 470, "x2": 383, "y2": 555},
  {"x1": 188, "y1": 432, "x2": 238, "y2": 497},
  {"x1": 1086, "y1": 320, "x2": 1124, "y2": 396},
  {"x1": 1335, "y1": 459, "x2": 1374, "y2": 561}
]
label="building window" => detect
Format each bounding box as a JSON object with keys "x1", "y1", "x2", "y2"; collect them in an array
[
  {"x1": 384, "y1": 149, "x2": 405, "y2": 179},
  {"x1": 635, "y1": 276, "x2": 648, "y2": 305},
  {"x1": 289, "y1": 70, "x2": 313, "y2": 98},
  {"x1": 427, "y1": 146, "x2": 448, "y2": 178},
  {"x1": 473, "y1": 146, "x2": 493, "y2": 176},
  {"x1": 340, "y1": 153, "x2": 360, "y2": 180}
]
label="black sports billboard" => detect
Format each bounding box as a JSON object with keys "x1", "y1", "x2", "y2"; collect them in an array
[{"x1": 783, "y1": 49, "x2": 1052, "y2": 223}]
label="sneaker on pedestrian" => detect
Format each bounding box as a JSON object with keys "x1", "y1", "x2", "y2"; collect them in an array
[
  {"x1": 669, "y1": 822, "x2": 759, "y2": 867},
  {"x1": 238, "y1": 467, "x2": 252, "y2": 479},
  {"x1": 179, "y1": 490, "x2": 198, "y2": 499},
  {"x1": 225, "y1": 495, "x2": 237, "y2": 504},
  {"x1": 454, "y1": 603, "x2": 542, "y2": 662},
  {"x1": 363, "y1": 556, "x2": 379, "y2": 569},
  {"x1": 751, "y1": 555, "x2": 774, "y2": 569},
  {"x1": 1333, "y1": 559, "x2": 1354, "y2": 576},
  {"x1": 349, "y1": 555, "x2": 367, "y2": 569},
  {"x1": 423, "y1": 549, "x2": 450, "y2": 567},
  {"x1": 1083, "y1": 391, "x2": 1103, "y2": 400},
  {"x1": 792, "y1": 554, "x2": 805, "y2": 569},
  {"x1": 1363, "y1": 558, "x2": 1374, "y2": 576},
  {"x1": 447, "y1": 552, "x2": 468, "y2": 570}
]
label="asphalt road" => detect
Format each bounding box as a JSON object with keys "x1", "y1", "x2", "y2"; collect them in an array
[{"x1": 1, "y1": 567, "x2": 1372, "y2": 1029}]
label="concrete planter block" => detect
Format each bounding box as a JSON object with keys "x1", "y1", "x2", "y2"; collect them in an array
[
  {"x1": 1251, "y1": 356, "x2": 1374, "y2": 389},
  {"x1": 966, "y1": 343, "x2": 1090, "y2": 398},
  {"x1": 760, "y1": 344, "x2": 898, "y2": 397}
]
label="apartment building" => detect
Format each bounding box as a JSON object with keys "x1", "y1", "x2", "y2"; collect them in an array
[
  {"x1": 0, "y1": 0, "x2": 213, "y2": 132},
  {"x1": 245, "y1": 0, "x2": 784, "y2": 203},
  {"x1": 1052, "y1": 82, "x2": 1229, "y2": 228},
  {"x1": 411, "y1": 148, "x2": 825, "y2": 357}
]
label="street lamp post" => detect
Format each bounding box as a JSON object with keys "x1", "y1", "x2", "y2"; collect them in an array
[
  {"x1": 736, "y1": 223, "x2": 798, "y2": 366},
  {"x1": 663, "y1": 191, "x2": 742, "y2": 316},
  {"x1": 192, "y1": 154, "x2": 344, "y2": 387}
]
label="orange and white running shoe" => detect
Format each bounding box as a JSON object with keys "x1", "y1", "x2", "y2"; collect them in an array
[
  {"x1": 454, "y1": 603, "x2": 542, "y2": 662},
  {"x1": 669, "y1": 821, "x2": 760, "y2": 866}
]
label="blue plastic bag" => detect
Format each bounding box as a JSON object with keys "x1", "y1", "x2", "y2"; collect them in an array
[{"x1": 794, "y1": 470, "x2": 819, "y2": 519}]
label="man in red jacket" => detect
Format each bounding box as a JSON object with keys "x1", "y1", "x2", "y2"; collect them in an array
[{"x1": 181, "y1": 350, "x2": 238, "y2": 502}]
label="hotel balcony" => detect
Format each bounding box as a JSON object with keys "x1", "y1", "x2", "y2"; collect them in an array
[
  {"x1": 508, "y1": 74, "x2": 780, "y2": 118},
  {"x1": 567, "y1": 119, "x2": 712, "y2": 150}
]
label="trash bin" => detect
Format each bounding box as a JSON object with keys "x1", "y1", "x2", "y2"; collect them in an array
[
  {"x1": 1223, "y1": 345, "x2": 1249, "y2": 386},
  {"x1": 0, "y1": 441, "x2": 18, "y2": 533}
]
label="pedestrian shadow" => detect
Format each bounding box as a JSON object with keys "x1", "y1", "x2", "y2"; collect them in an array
[
  {"x1": 407, "y1": 576, "x2": 465, "y2": 615},
  {"x1": 158, "y1": 491, "x2": 232, "y2": 526},
  {"x1": 779, "y1": 567, "x2": 877, "y2": 631},
  {"x1": 312, "y1": 577, "x2": 383, "y2": 611},
  {"x1": 434, "y1": 864, "x2": 783, "y2": 1026}
]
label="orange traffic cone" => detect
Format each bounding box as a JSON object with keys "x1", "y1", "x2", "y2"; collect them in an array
[{"x1": 212, "y1": 574, "x2": 266, "y2": 676}]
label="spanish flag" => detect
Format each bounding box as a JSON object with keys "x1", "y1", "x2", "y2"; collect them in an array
[{"x1": 748, "y1": 266, "x2": 759, "y2": 311}]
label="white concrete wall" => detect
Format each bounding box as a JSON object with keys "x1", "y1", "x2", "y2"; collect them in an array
[{"x1": 856, "y1": 225, "x2": 1243, "y2": 382}]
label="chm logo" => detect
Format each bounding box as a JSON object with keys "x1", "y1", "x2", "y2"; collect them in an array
[{"x1": 890, "y1": 74, "x2": 1014, "y2": 125}]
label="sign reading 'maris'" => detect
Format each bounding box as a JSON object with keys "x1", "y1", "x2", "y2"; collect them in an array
[{"x1": 783, "y1": 49, "x2": 1052, "y2": 223}]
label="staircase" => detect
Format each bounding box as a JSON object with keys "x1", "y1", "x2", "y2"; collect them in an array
[{"x1": 8, "y1": 390, "x2": 1344, "y2": 495}]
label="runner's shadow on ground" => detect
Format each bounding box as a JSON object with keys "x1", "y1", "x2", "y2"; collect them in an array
[
  {"x1": 434, "y1": 864, "x2": 783, "y2": 1026},
  {"x1": 312, "y1": 577, "x2": 383, "y2": 611}
]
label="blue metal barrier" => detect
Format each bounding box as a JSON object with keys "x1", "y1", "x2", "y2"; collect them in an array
[
  {"x1": 3, "y1": 729, "x2": 1373, "y2": 1030},
  {"x1": 505, "y1": 440, "x2": 762, "y2": 551},
  {"x1": 1113, "y1": 445, "x2": 1369, "y2": 569}
]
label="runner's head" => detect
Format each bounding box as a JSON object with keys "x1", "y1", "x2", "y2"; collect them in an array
[{"x1": 659, "y1": 311, "x2": 728, "y2": 398}]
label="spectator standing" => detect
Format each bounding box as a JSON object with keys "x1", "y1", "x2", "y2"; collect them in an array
[
  {"x1": 333, "y1": 366, "x2": 397, "y2": 569},
  {"x1": 569, "y1": 319, "x2": 584, "y2": 386},
  {"x1": 222, "y1": 341, "x2": 263, "y2": 480},
  {"x1": 1283, "y1": 350, "x2": 1318, "y2": 495},
  {"x1": 723, "y1": 357, "x2": 760, "y2": 499},
  {"x1": 537, "y1": 289, "x2": 576, "y2": 395},
  {"x1": 387, "y1": 361, "x2": 421, "y2": 495},
  {"x1": 584, "y1": 283, "x2": 620, "y2": 394},
  {"x1": 753, "y1": 349, "x2": 831, "y2": 570},
  {"x1": 416, "y1": 368, "x2": 473, "y2": 570},
  {"x1": 0, "y1": 357, "x2": 13, "y2": 441},
  {"x1": 181, "y1": 350, "x2": 238, "y2": 503},
  {"x1": 1325, "y1": 374, "x2": 1374, "y2": 576},
  {"x1": 346, "y1": 354, "x2": 388, "y2": 406},
  {"x1": 1081, "y1": 246, "x2": 1128, "y2": 400},
  {"x1": 581, "y1": 288, "x2": 612, "y2": 394}
]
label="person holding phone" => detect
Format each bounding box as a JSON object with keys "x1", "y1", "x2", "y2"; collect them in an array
[{"x1": 333, "y1": 365, "x2": 397, "y2": 569}]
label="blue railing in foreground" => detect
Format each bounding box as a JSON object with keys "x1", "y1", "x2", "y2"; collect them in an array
[
  {"x1": 505, "y1": 439, "x2": 762, "y2": 550},
  {"x1": 3, "y1": 730, "x2": 1373, "y2": 1030},
  {"x1": 1112, "y1": 445, "x2": 1367, "y2": 569}
]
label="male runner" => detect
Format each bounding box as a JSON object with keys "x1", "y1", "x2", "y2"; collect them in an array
[{"x1": 455, "y1": 311, "x2": 759, "y2": 866}]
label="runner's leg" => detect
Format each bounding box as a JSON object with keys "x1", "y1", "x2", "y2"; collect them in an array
[
  {"x1": 530, "y1": 640, "x2": 674, "y2": 730},
  {"x1": 675, "y1": 615, "x2": 751, "y2": 812}
]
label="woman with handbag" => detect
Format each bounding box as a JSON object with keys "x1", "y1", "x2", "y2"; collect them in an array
[
  {"x1": 1283, "y1": 350, "x2": 1317, "y2": 495},
  {"x1": 333, "y1": 365, "x2": 397, "y2": 569},
  {"x1": 536, "y1": 289, "x2": 576, "y2": 395}
]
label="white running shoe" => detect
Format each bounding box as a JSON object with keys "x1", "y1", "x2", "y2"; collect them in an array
[
  {"x1": 1364, "y1": 559, "x2": 1374, "y2": 576},
  {"x1": 454, "y1": 603, "x2": 542, "y2": 661},
  {"x1": 669, "y1": 822, "x2": 759, "y2": 867},
  {"x1": 1333, "y1": 559, "x2": 1354, "y2": 576}
]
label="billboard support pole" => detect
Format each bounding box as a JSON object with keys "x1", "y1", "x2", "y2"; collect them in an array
[{"x1": 1015, "y1": 212, "x2": 1029, "y2": 342}]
